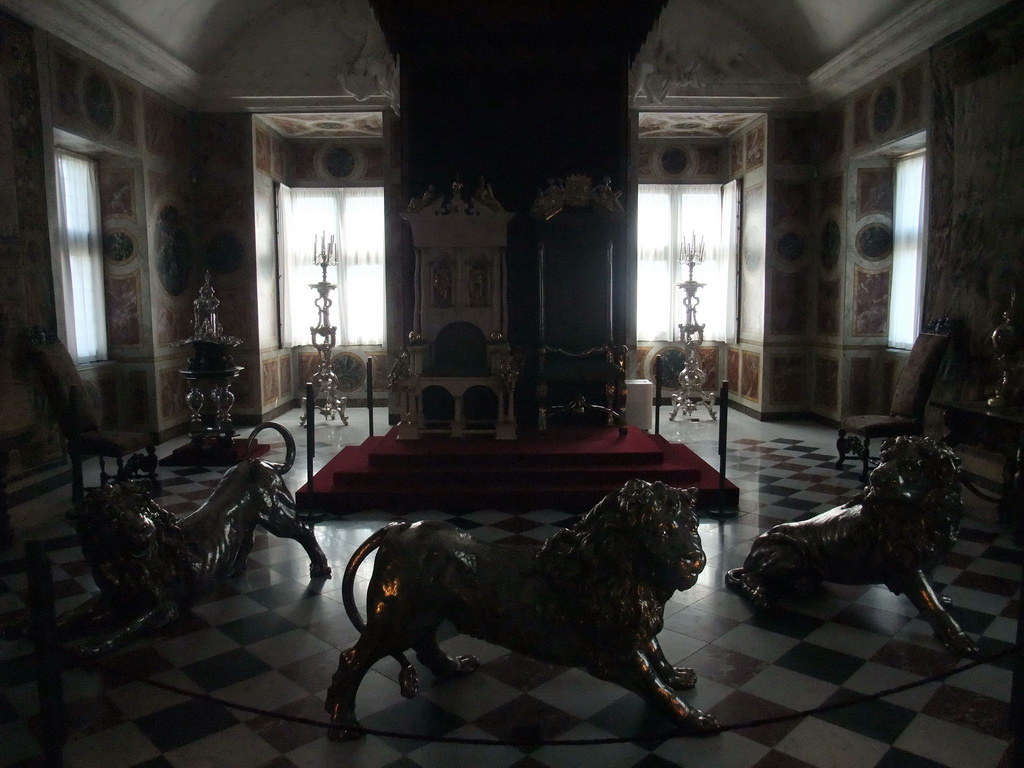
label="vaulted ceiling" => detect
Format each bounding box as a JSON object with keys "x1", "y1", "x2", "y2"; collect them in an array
[{"x1": 0, "y1": 0, "x2": 1010, "y2": 116}]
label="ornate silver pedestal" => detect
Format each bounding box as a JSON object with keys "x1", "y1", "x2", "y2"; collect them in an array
[
  {"x1": 300, "y1": 234, "x2": 348, "y2": 426},
  {"x1": 670, "y1": 237, "x2": 717, "y2": 421},
  {"x1": 177, "y1": 272, "x2": 244, "y2": 445}
]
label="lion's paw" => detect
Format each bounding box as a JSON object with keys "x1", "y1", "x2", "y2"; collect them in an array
[
  {"x1": 327, "y1": 716, "x2": 364, "y2": 741},
  {"x1": 453, "y1": 654, "x2": 480, "y2": 675},
  {"x1": 399, "y1": 664, "x2": 420, "y2": 698},
  {"x1": 942, "y1": 630, "x2": 981, "y2": 659},
  {"x1": 309, "y1": 563, "x2": 333, "y2": 579},
  {"x1": 666, "y1": 667, "x2": 697, "y2": 690},
  {"x1": 681, "y1": 708, "x2": 720, "y2": 736}
]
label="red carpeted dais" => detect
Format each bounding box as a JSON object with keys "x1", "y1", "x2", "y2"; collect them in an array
[{"x1": 297, "y1": 426, "x2": 738, "y2": 515}]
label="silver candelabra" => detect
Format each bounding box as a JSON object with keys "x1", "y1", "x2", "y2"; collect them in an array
[
  {"x1": 670, "y1": 233, "x2": 717, "y2": 421},
  {"x1": 300, "y1": 232, "x2": 348, "y2": 426}
]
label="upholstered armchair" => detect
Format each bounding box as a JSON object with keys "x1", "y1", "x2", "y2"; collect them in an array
[
  {"x1": 24, "y1": 328, "x2": 157, "y2": 503},
  {"x1": 835, "y1": 319, "x2": 953, "y2": 482}
]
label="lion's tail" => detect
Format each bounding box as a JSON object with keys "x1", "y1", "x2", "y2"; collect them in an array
[
  {"x1": 342, "y1": 523, "x2": 418, "y2": 698},
  {"x1": 246, "y1": 422, "x2": 296, "y2": 475}
]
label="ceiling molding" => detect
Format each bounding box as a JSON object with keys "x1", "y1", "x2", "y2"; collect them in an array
[
  {"x1": 1, "y1": 0, "x2": 202, "y2": 108},
  {"x1": 808, "y1": 0, "x2": 1012, "y2": 104}
]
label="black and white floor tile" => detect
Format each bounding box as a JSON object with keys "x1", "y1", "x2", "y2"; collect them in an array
[{"x1": 1, "y1": 408, "x2": 1020, "y2": 768}]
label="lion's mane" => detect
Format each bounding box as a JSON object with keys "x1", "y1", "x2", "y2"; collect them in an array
[
  {"x1": 856, "y1": 435, "x2": 963, "y2": 567},
  {"x1": 537, "y1": 479, "x2": 698, "y2": 645},
  {"x1": 74, "y1": 482, "x2": 194, "y2": 608}
]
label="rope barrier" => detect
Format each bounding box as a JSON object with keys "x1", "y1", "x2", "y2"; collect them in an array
[{"x1": 66, "y1": 640, "x2": 1020, "y2": 748}]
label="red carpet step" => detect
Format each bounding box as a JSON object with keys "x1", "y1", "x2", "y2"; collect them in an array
[{"x1": 297, "y1": 426, "x2": 738, "y2": 515}]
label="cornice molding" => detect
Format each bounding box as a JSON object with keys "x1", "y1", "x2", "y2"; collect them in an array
[
  {"x1": 808, "y1": 0, "x2": 1011, "y2": 104},
  {"x1": 1, "y1": 0, "x2": 202, "y2": 108}
]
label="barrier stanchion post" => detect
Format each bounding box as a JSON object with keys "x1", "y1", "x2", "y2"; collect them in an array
[
  {"x1": 305, "y1": 382, "x2": 315, "y2": 508},
  {"x1": 1011, "y1": 552, "x2": 1023, "y2": 766},
  {"x1": 711, "y1": 380, "x2": 737, "y2": 519},
  {"x1": 366, "y1": 357, "x2": 374, "y2": 437},
  {"x1": 654, "y1": 354, "x2": 662, "y2": 436},
  {"x1": 26, "y1": 540, "x2": 66, "y2": 768}
]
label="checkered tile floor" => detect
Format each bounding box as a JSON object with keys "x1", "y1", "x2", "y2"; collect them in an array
[{"x1": 1, "y1": 409, "x2": 1020, "y2": 767}]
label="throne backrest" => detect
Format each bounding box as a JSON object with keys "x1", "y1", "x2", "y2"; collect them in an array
[
  {"x1": 890, "y1": 332, "x2": 951, "y2": 419},
  {"x1": 23, "y1": 327, "x2": 101, "y2": 436},
  {"x1": 429, "y1": 321, "x2": 489, "y2": 376}
]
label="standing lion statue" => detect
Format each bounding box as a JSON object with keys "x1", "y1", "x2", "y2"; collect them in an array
[
  {"x1": 4, "y1": 423, "x2": 331, "y2": 657},
  {"x1": 726, "y1": 435, "x2": 979, "y2": 658},
  {"x1": 324, "y1": 478, "x2": 719, "y2": 740}
]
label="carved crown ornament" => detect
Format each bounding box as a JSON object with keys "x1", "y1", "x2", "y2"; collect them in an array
[
  {"x1": 530, "y1": 174, "x2": 625, "y2": 220},
  {"x1": 404, "y1": 177, "x2": 507, "y2": 217}
]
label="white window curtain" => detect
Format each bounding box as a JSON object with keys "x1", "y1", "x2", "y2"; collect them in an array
[
  {"x1": 889, "y1": 152, "x2": 926, "y2": 349},
  {"x1": 278, "y1": 186, "x2": 386, "y2": 347},
  {"x1": 55, "y1": 150, "x2": 107, "y2": 363},
  {"x1": 637, "y1": 184, "x2": 734, "y2": 342}
]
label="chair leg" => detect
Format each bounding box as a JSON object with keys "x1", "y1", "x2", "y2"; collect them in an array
[
  {"x1": 835, "y1": 429, "x2": 848, "y2": 470},
  {"x1": 859, "y1": 436, "x2": 871, "y2": 484},
  {"x1": 143, "y1": 446, "x2": 159, "y2": 492},
  {"x1": 70, "y1": 447, "x2": 84, "y2": 504}
]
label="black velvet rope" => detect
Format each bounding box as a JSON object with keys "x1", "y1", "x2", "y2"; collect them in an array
[{"x1": 70, "y1": 641, "x2": 1021, "y2": 748}]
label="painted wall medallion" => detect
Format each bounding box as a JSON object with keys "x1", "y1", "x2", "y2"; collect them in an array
[
  {"x1": 155, "y1": 205, "x2": 190, "y2": 296},
  {"x1": 331, "y1": 352, "x2": 367, "y2": 391},
  {"x1": 103, "y1": 230, "x2": 135, "y2": 263},
  {"x1": 776, "y1": 231, "x2": 805, "y2": 264},
  {"x1": 206, "y1": 231, "x2": 245, "y2": 275},
  {"x1": 856, "y1": 224, "x2": 893, "y2": 262},
  {"x1": 660, "y1": 147, "x2": 687, "y2": 175},
  {"x1": 324, "y1": 146, "x2": 356, "y2": 179}
]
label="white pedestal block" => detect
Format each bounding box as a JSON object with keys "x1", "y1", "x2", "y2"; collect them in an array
[{"x1": 625, "y1": 379, "x2": 653, "y2": 431}]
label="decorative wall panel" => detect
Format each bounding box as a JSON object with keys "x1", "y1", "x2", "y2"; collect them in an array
[
  {"x1": 821, "y1": 108, "x2": 844, "y2": 162},
  {"x1": 142, "y1": 95, "x2": 187, "y2": 161},
  {"x1": 262, "y1": 358, "x2": 279, "y2": 404},
  {"x1": 856, "y1": 168, "x2": 893, "y2": 218},
  {"x1": 770, "y1": 271, "x2": 808, "y2": 336},
  {"x1": 740, "y1": 182, "x2": 765, "y2": 338},
  {"x1": 745, "y1": 123, "x2": 765, "y2": 170},
  {"x1": 99, "y1": 168, "x2": 136, "y2": 221},
  {"x1": 815, "y1": 356, "x2": 838, "y2": 410},
  {"x1": 853, "y1": 266, "x2": 890, "y2": 336},
  {"x1": 768, "y1": 354, "x2": 806, "y2": 405},
  {"x1": 730, "y1": 137, "x2": 743, "y2": 177},
  {"x1": 817, "y1": 278, "x2": 841, "y2": 335},
  {"x1": 105, "y1": 272, "x2": 141, "y2": 347},
  {"x1": 740, "y1": 350, "x2": 760, "y2": 402},
  {"x1": 849, "y1": 357, "x2": 872, "y2": 411},
  {"x1": 772, "y1": 117, "x2": 814, "y2": 165},
  {"x1": 727, "y1": 348, "x2": 740, "y2": 389}
]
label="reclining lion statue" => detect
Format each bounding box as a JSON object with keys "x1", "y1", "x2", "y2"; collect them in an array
[
  {"x1": 726, "y1": 435, "x2": 979, "y2": 658},
  {"x1": 325, "y1": 478, "x2": 719, "y2": 740},
  {"x1": 8, "y1": 423, "x2": 331, "y2": 657}
]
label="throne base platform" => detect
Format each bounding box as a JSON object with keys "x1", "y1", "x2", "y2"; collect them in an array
[{"x1": 297, "y1": 426, "x2": 738, "y2": 515}]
